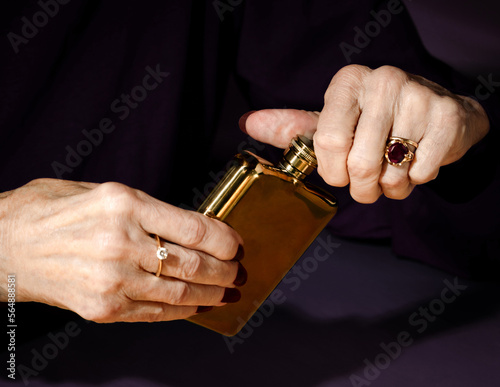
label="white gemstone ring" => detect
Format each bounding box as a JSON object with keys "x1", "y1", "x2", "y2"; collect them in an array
[{"x1": 155, "y1": 234, "x2": 168, "y2": 277}]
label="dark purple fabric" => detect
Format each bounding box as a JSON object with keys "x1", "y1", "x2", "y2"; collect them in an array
[{"x1": 0, "y1": 2, "x2": 498, "y2": 275}]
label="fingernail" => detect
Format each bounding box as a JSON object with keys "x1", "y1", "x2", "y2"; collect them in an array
[
  {"x1": 196, "y1": 306, "x2": 214, "y2": 314},
  {"x1": 238, "y1": 110, "x2": 256, "y2": 134},
  {"x1": 233, "y1": 262, "x2": 248, "y2": 287},
  {"x1": 232, "y1": 244, "x2": 245, "y2": 261},
  {"x1": 222, "y1": 288, "x2": 241, "y2": 303}
]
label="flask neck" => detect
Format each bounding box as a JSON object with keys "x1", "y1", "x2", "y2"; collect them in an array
[{"x1": 278, "y1": 135, "x2": 317, "y2": 180}]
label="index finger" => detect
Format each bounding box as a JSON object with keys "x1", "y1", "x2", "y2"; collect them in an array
[
  {"x1": 242, "y1": 109, "x2": 319, "y2": 148},
  {"x1": 314, "y1": 66, "x2": 368, "y2": 187},
  {"x1": 137, "y1": 193, "x2": 243, "y2": 261}
]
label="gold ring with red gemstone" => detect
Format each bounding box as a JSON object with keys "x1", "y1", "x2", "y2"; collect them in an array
[{"x1": 385, "y1": 136, "x2": 419, "y2": 166}]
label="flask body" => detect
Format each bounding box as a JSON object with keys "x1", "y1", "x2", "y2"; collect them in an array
[{"x1": 187, "y1": 150, "x2": 337, "y2": 336}]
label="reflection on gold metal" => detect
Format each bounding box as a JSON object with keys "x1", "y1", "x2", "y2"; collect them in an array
[{"x1": 188, "y1": 135, "x2": 337, "y2": 336}]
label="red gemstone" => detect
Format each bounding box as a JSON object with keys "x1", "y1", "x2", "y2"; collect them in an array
[{"x1": 387, "y1": 142, "x2": 408, "y2": 164}]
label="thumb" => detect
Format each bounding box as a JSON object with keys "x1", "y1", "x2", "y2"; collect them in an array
[{"x1": 239, "y1": 109, "x2": 319, "y2": 148}]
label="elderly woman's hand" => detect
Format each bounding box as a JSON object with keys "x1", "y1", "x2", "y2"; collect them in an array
[
  {"x1": 0, "y1": 179, "x2": 245, "y2": 322},
  {"x1": 240, "y1": 65, "x2": 490, "y2": 203}
]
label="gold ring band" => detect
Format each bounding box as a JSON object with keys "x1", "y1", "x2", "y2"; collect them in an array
[
  {"x1": 155, "y1": 234, "x2": 168, "y2": 277},
  {"x1": 385, "y1": 136, "x2": 419, "y2": 166},
  {"x1": 390, "y1": 136, "x2": 418, "y2": 149}
]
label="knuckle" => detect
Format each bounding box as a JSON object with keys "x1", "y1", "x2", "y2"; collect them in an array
[
  {"x1": 81, "y1": 298, "x2": 124, "y2": 323},
  {"x1": 93, "y1": 269, "x2": 123, "y2": 296},
  {"x1": 96, "y1": 182, "x2": 136, "y2": 215},
  {"x1": 373, "y1": 65, "x2": 407, "y2": 82},
  {"x1": 26, "y1": 178, "x2": 50, "y2": 187},
  {"x1": 326, "y1": 65, "x2": 369, "y2": 105},
  {"x1": 347, "y1": 156, "x2": 380, "y2": 180},
  {"x1": 350, "y1": 189, "x2": 380, "y2": 204},
  {"x1": 314, "y1": 131, "x2": 352, "y2": 154},
  {"x1": 369, "y1": 66, "x2": 408, "y2": 96},
  {"x1": 179, "y1": 251, "x2": 202, "y2": 280},
  {"x1": 409, "y1": 167, "x2": 436, "y2": 185},
  {"x1": 441, "y1": 99, "x2": 465, "y2": 129},
  {"x1": 144, "y1": 310, "x2": 162, "y2": 323},
  {"x1": 79, "y1": 308, "x2": 102, "y2": 323},
  {"x1": 79, "y1": 272, "x2": 129, "y2": 322},
  {"x1": 143, "y1": 304, "x2": 170, "y2": 322},
  {"x1": 96, "y1": 181, "x2": 129, "y2": 197},
  {"x1": 379, "y1": 174, "x2": 407, "y2": 191},
  {"x1": 333, "y1": 64, "x2": 371, "y2": 83},
  {"x1": 317, "y1": 166, "x2": 349, "y2": 187},
  {"x1": 168, "y1": 281, "x2": 190, "y2": 305},
  {"x1": 439, "y1": 96, "x2": 460, "y2": 114},
  {"x1": 180, "y1": 213, "x2": 208, "y2": 248},
  {"x1": 383, "y1": 191, "x2": 404, "y2": 200},
  {"x1": 407, "y1": 83, "x2": 432, "y2": 104}
]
